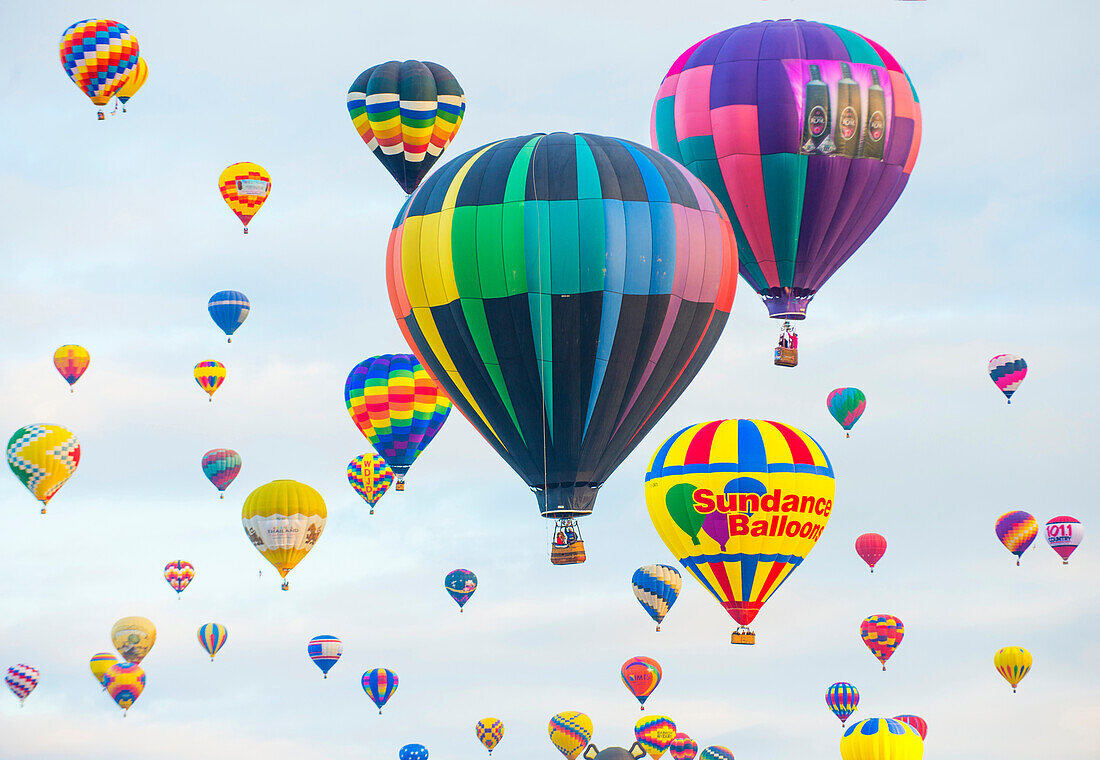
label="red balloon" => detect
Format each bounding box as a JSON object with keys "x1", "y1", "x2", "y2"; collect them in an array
[
  {"x1": 621, "y1": 656, "x2": 662, "y2": 710},
  {"x1": 893, "y1": 714, "x2": 927, "y2": 740},
  {"x1": 855, "y1": 533, "x2": 887, "y2": 572}
]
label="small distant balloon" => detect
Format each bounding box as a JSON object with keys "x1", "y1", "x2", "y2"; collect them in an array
[
  {"x1": 893, "y1": 715, "x2": 928, "y2": 741},
  {"x1": 549, "y1": 711, "x2": 593, "y2": 760},
  {"x1": 164, "y1": 560, "x2": 194, "y2": 596},
  {"x1": 861, "y1": 615, "x2": 903, "y2": 671},
  {"x1": 218, "y1": 163, "x2": 271, "y2": 233},
  {"x1": 1045, "y1": 516, "x2": 1084, "y2": 565},
  {"x1": 989, "y1": 354, "x2": 1026, "y2": 403},
  {"x1": 994, "y1": 646, "x2": 1032, "y2": 693},
  {"x1": 5, "y1": 664, "x2": 38, "y2": 706},
  {"x1": 194, "y1": 360, "x2": 226, "y2": 401},
  {"x1": 855, "y1": 533, "x2": 887, "y2": 573},
  {"x1": 622, "y1": 656, "x2": 662, "y2": 710},
  {"x1": 699, "y1": 747, "x2": 735, "y2": 760},
  {"x1": 669, "y1": 734, "x2": 698, "y2": 760},
  {"x1": 476, "y1": 717, "x2": 504, "y2": 754},
  {"x1": 103, "y1": 662, "x2": 145, "y2": 712},
  {"x1": 827, "y1": 388, "x2": 866, "y2": 437},
  {"x1": 347, "y1": 453, "x2": 394, "y2": 514},
  {"x1": 202, "y1": 448, "x2": 241, "y2": 497},
  {"x1": 445, "y1": 569, "x2": 477, "y2": 611},
  {"x1": 996, "y1": 511, "x2": 1038, "y2": 566},
  {"x1": 7, "y1": 423, "x2": 80, "y2": 513},
  {"x1": 631, "y1": 565, "x2": 682, "y2": 632},
  {"x1": 53, "y1": 345, "x2": 90, "y2": 391},
  {"x1": 362, "y1": 668, "x2": 398, "y2": 714},
  {"x1": 308, "y1": 635, "x2": 342, "y2": 678},
  {"x1": 197, "y1": 623, "x2": 228, "y2": 661},
  {"x1": 208, "y1": 291, "x2": 250, "y2": 342},
  {"x1": 826, "y1": 681, "x2": 860, "y2": 726}
]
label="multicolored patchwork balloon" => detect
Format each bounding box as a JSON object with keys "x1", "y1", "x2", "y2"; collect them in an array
[
  {"x1": 115, "y1": 55, "x2": 147, "y2": 109},
  {"x1": 344, "y1": 354, "x2": 451, "y2": 489},
  {"x1": 53, "y1": 345, "x2": 90, "y2": 391},
  {"x1": 194, "y1": 360, "x2": 226, "y2": 401},
  {"x1": 197, "y1": 623, "x2": 227, "y2": 661},
  {"x1": 202, "y1": 448, "x2": 241, "y2": 497},
  {"x1": 699, "y1": 747, "x2": 734, "y2": 760},
  {"x1": 164, "y1": 560, "x2": 195, "y2": 596},
  {"x1": 994, "y1": 646, "x2": 1032, "y2": 693},
  {"x1": 5, "y1": 664, "x2": 38, "y2": 705},
  {"x1": 208, "y1": 291, "x2": 250, "y2": 342},
  {"x1": 989, "y1": 354, "x2": 1026, "y2": 403},
  {"x1": 241, "y1": 480, "x2": 327, "y2": 589},
  {"x1": 995, "y1": 511, "x2": 1038, "y2": 566},
  {"x1": 622, "y1": 656, "x2": 662, "y2": 710},
  {"x1": 387, "y1": 132, "x2": 738, "y2": 533},
  {"x1": 635, "y1": 715, "x2": 677, "y2": 759},
  {"x1": 59, "y1": 19, "x2": 140, "y2": 111},
  {"x1": 89, "y1": 653, "x2": 116, "y2": 688},
  {"x1": 476, "y1": 717, "x2": 504, "y2": 754},
  {"x1": 1046, "y1": 515, "x2": 1084, "y2": 565},
  {"x1": 861, "y1": 614, "x2": 904, "y2": 671},
  {"x1": 218, "y1": 162, "x2": 271, "y2": 233},
  {"x1": 855, "y1": 533, "x2": 887, "y2": 573},
  {"x1": 362, "y1": 668, "x2": 398, "y2": 714},
  {"x1": 631, "y1": 565, "x2": 682, "y2": 632},
  {"x1": 652, "y1": 21, "x2": 921, "y2": 323},
  {"x1": 826, "y1": 681, "x2": 860, "y2": 726},
  {"x1": 347, "y1": 60, "x2": 465, "y2": 193},
  {"x1": 307, "y1": 635, "x2": 342, "y2": 678},
  {"x1": 111, "y1": 616, "x2": 156, "y2": 664},
  {"x1": 347, "y1": 453, "x2": 394, "y2": 514},
  {"x1": 399, "y1": 745, "x2": 428, "y2": 760},
  {"x1": 669, "y1": 734, "x2": 698, "y2": 760},
  {"x1": 840, "y1": 718, "x2": 922, "y2": 760},
  {"x1": 445, "y1": 569, "x2": 477, "y2": 611},
  {"x1": 827, "y1": 388, "x2": 866, "y2": 437},
  {"x1": 549, "y1": 711, "x2": 594, "y2": 760},
  {"x1": 103, "y1": 662, "x2": 145, "y2": 712},
  {"x1": 645, "y1": 420, "x2": 834, "y2": 641},
  {"x1": 893, "y1": 715, "x2": 927, "y2": 741},
  {"x1": 7, "y1": 424, "x2": 81, "y2": 513}
]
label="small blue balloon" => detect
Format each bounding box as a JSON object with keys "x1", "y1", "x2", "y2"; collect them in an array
[
  {"x1": 208, "y1": 290, "x2": 250, "y2": 342},
  {"x1": 399, "y1": 744, "x2": 428, "y2": 760}
]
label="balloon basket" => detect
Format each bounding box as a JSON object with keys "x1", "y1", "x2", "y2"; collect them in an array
[
  {"x1": 774, "y1": 347, "x2": 798, "y2": 367},
  {"x1": 281, "y1": 581, "x2": 289, "y2": 591},
  {"x1": 551, "y1": 541, "x2": 586, "y2": 565},
  {"x1": 731, "y1": 627, "x2": 756, "y2": 645},
  {"x1": 97, "y1": 111, "x2": 105, "y2": 121},
  {"x1": 395, "y1": 480, "x2": 405, "y2": 492},
  {"x1": 243, "y1": 227, "x2": 249, "y2": 234}
]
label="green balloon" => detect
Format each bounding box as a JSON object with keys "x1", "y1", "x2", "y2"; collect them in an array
[{"x1": 666, "y1": 482, "x2": 704, "y2": 545}]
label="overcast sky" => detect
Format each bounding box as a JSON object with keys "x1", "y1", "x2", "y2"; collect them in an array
[{"x1": 1, "y1": 1, "x2": 1098, "y2": 758}]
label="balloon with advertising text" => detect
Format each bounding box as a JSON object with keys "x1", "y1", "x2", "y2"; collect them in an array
[
  {"x1": 621, "y1": 656, "x2": 662, "y2": 710},
  {"x1": 635, "y1": 715, "x2": 677, "y2": 759},
  {"x1": 840, "y1": 718, "x2": 923, "y2": 760},
  {"x1": 861, "y1": 614, "x2": 903, "y2": 671},
  {"x1": 855, "y1": 533, "x2": 887, "y2": 573},
  {"x1": 631, "y1": 565, "x2": 682, "y2": 632},
  {"x1": 241, "y1": 480, "x2": 327, "y2": 590},
  {"x1": 645, "y1": 420, "x2": 834, "y2": 644},
  {"x1": 1045, "y1": 516, "x2": 1083, "y2": 565},
  {"x1": 347, "y1": 453, "x2": 394, "y2": 514},
  {"x1": 995, "y1": 511, "x2": 1037, "y2": 566},
  {"x1": 218, "y1": 163, "x2": 271, "y2": 233},
  {"x1": 111, "y1": 616, "x2": 156, "y2": 664},
  {"x1": 549, "y1": 711, "x2": 594, "y2": 760},
  {"x1": 826, "y1": 681, "x2": 860, "y2": 726}
]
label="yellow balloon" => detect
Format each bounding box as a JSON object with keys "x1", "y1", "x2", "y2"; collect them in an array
[
  {"x1": 89, "y1": 652, "x2": 117, "y2": 687},
  {"x1": 111, "y1": 616, "x2": 156, "y2": 664},
  {"x1": 645, "y1": 419, "x2": 834, "y2": 641},
  {"x1": 7, "y1": 423, "x2": 81, "y2": 513},
  {"x1": 241, "y1": 480, "x2": 327, "y2": 588},
  {"x1": 549, "y1": 711, "x2": 593, "y2": 760},
  {"x1": 994, "y1": 646, "x2": 1032, "y2": 692},
  {"x1": 115, "y1": 56, "x2": 148, "y2": 106},
  {"x1": 840, "y1": 717, "x2": 923, "y2": 760}
]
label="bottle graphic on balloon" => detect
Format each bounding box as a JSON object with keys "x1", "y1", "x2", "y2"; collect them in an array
[
  {"x1": 801, "y1": 64, "x2": 834, "y2": 154},
  {"x1": 835, "y1": 63, "x2": 862, "y2": 158},
  {"x1": 862, "y1": 70, "x2": 887, "y2": 160}
]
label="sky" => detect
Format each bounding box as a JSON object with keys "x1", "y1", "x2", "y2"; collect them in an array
[{"x1": 1, "y1": 0, "x2": 1098, "y2": 758}]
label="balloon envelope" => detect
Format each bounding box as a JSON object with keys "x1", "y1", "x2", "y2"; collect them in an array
[
  {"x1": 7, "y1": 424, "x2": 80, "y2": 511},
  {"x1": 194, "y1": 360, "x2": 226, "y2": 399},
  {"x1": 989, "y1": 354, "x2": 1026, "y2": 403},
  {"x1": 89, "y1": 653, "x2": 116, "y2": 686},
  {"x1": 103, "y1": 662, "x2": 145, "y2": 711},
  {"x1": 994, "y1": 646, "x2": 1032, "y2": 691},
  {"x1": 202, "y1": 449, "x2": 241, "y2": 495},
  {"x1": 621, "y1": 656, "x2": 662, "y2": 708},
  {"x1": 164, "y1": 560, "x2": 195, "y2": 595},
  {"x1": 218, "y1": 163, "x2": 271, "y2": 231},
  {"x1": 669, "y1": 734, "x2": 698, "y2": 760},
  {"x1": 362, "y1": 668, "x2": 398, "y2": 713},
  {"x1": 826, "y1": 681, "x2": 860, "y2": 725},
  {"x1": 387, "y1": 132, "x2": 738, "y2": 521},
  {"x1": 111, "y1": 616, "x2": 156, "y2": 664},
  {"x1": 549, "y1": 711, "x2": 593, "y2": 760},
  {"x1": 1045, "y1": 515, "x2": 1084, "y2": 563},
  {"x1": 445, "y1": 569, "x2": 477, "y2": 609},
  {"x1": 208, "y1": 291, "x2": 250, "y2": 340},
  {"x1": 476, "y1": 717, "x2": 504, "y2": 753},
  {"x1": 347, "y1": 60, "x2": 466, "y2": 193},
  {"x1": 197, "y1": 623, "x2": 228, "y2": 660},
  {"x1": 241, "y1": 480, "x2": 327, "y2": 580},
  {"x1": 347, "y1": 453, "x2": 394, "y2": 512},
  {"x1": 861, "y1": 614, "x2": 903, "y2": 669},
  {"x1": 699, "y1": 748, "x2": 734, "y2": 760},
  {"x1": 5, "y1": 664, "x2": 38, "y2": 704},
  {"x1": 995, "y1": 511, "x2": 1037, "y2": 564},
  {"x1": 652, "y1": 20, "x2": 921, "y2": 320},
  {"x1": 59, "y1": 19, "x2": 140, "y2": 107},
  {"x1": 115, "y1": 55, "x2": 148, "y2": 105},
  {"x1": 840, "y1": 717, "x2": 923, "y2": 760},
  {"x1": 632, "y1": 564, "x2": 682, "y2": 630},
  {"x1": 308, "y1": 635, "x2": 343, "y2": 677},
  {"x1": 53, "y1": 345, "x2": 90, "y2": 387},
  {"x1": 893, "y1": 715, "x2": 928, "y2": 741},
  {"x1": 635, "y1": 715, "x2": 677, "y2": 759},
  {"x1": 855, "y1": 533, "x2": 887, "y2": 571},
  {"x1": 827, "y1": 388, "x2": 866, "y2": 432},
  {"x1": 399, "y1": 745, "x2": 428, "y2": 760}
]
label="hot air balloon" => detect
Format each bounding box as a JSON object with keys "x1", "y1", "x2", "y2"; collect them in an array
[
  {"x1": 635, "y1": 715, "x2": 677, "y2": 759},
  {"x1": 307, "y1": 635, "x2": 342, "y2": 678},
  {"x1": 893, "y1": 715, "x2": 927, "y2": 741},
  {"x1": 241, "y1": 480, "x2": 327, "y2": 590},
  {"x1": 53, "y1": 345, "x2": 90, "y2": 391},
  {"x1": 344, "y1": 354, "x2": 451, "y2": 491},
  {"x1": 840, "y1": 718, "x2": 923, "y2": 760},
  {"x1": 632, "y1": 565, "x2": 682, "y2": 632},
  {"x1": 218, "y1": 163, "x2": 271, "y2": 233},
  {"x1": 202, "y1": 448, "x2": 241, "y2": 497},
  {"x1": 476, "y1": 718, "x2": 504, "y2": 754},
  {"x1": 347, "y1": 60, "x2": 466, "y2": 194},
  {"x1": 645, "y1": 419, "x2": 835, "y2": 643},
  {"x1": 89, "y1": 653, "x2": 116, "y2": 689},
  {"x1": 347, "y1": 453, "x2": 394, "y2": 514},
  {"x1": 387, "y1": 132, "x2": 738, "y2": 563},
  {"x1": 622, "y1": 657, "x2": 662, "y2": 710},
  {"x1": 7, "y1": 424, "x2": 80, "y2": 513},
  {"x1": 550, "y1": 711, "x2": 594, "y2": 760},
  {"x1": 855, "y1": 533, "x2": 887, "y2": 573},
  {"x1": 194, "y1": 360, "x2": 225, "y2": 401},
  {"x1": 445, "y1": 569, "x2": 477, "y2": 611},
  {"x1": 826, "y1": 682, "x2": 860, "y2": 726},
  {"x1": 208, "y1": 291, "x2": 250, "y2": 342},
  {"x1": 994, "y1": 646, "x2": 1032, "y2": 693},
  {"x1": 400, "y1": 745, "x2": 428, "y2": 760},
  {"x1": 996, "y1": 511, "x2": 1038, "y2": 566},
  {"x1": 114, "y1": 55, "x2": 147, "y2": 111},
  {"x1": 362, "y1": 668, "x2": 398, "y2": 714},
  {"x1": 699, "y1": 748, "x2": 734, "y2": 760},
  {"x1": 652, "y1": 21, "x2": 921, "y2": 351},
  {"x1": 861, "y1": 614, "x2": 903, "y2": 671},
  {"x1": 197, "y1": 624, "x2": 227, "y2": 661},
  {"x1": 586, "y1": 744, "x2": 648, "y2": 760},
  {"x1": 5, "y1": 665, "x2": 38, "y2": 706},
  {"x1": 164, "y1": 560, "x2": 194, "y2": 597},
  {"x1": 669, "y1": 734, "x2": 698, "y2": 760},
  {"x1": 1045, "y1": 516, "x2": 1083, "y2": 565},
  {"x1": 103, "y1": 662, "x2": 145, "y2": 713},
  {"x1": 827, "y1": 388, "x2": 866, "y2": 437},
  {"x1": 989, "y1": 354, "x2": 1026, "y2": 403},
  {"x1": 59, "y1": 19, "x2": 140, "y2": 118},
  {"x1": 111, "y1": 617, "x2": 156, "y2": 664}
]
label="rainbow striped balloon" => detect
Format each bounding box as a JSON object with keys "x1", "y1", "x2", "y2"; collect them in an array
[
  {"x1": 362, "y1": 668, "x2": 398, "y2": 713},
  {"x1": 996, "y1": 510, "x2": 1038, "y2": 565},
  {"x1": 989, "y1": 354, "x2": 1027, "y2": 403},
  {"x1": 197, "y1": 623, "x2": 227, "y2": 661},
  {"x1": 826, "y1": 681, "x2": 860, "y2": 725},
  {"x1": 347, "y1": 453, "x2": 394, "y2": 513},
  {"x1": 344, "y1": 354, "x2": 451, "y2": 487}
]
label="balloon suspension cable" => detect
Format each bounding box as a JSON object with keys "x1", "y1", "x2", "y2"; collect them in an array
[{"x1": 534, "y1": 143, "x2": 550, "y2": 522}]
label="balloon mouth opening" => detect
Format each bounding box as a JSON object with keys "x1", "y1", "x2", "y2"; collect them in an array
[
  {"x1": 761, "y1": 289, "x2": 813, "y2": 319},
  {"x1": 535, "y1": 483, "x2": 598, "y2": 518}
]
